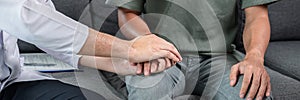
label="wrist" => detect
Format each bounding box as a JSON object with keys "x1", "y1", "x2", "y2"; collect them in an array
[
  {"x1": 113, "y1": 38, "x2": 132, "y2": 59},
  {"x1": 245, "y1": 50, "x2": 265, "y2": 62}
]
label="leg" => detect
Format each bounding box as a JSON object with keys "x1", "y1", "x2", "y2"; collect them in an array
[
  {"x1": 192, "y1": 54, "x2": 273, "y2": 100},
  {"x1": 125, "y1": 66, "x2": 185, "y2": 100},
  {"x1": 0, "y1": 80, "x2": 105, "y2": 100}
]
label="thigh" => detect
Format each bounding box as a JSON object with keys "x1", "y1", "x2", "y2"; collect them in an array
[
  {"x1": 192, "y1": 55, "x2": 273, "y2": 100},
  {"x1": 125, "y1": 66, "x2": 185, "y2": 100},
  {"x1": 0, "y1": 80, "x2": 105, "y2": 100},
  {"x1": 190, "y1": 55, "x2": 237, "y2": 99}
]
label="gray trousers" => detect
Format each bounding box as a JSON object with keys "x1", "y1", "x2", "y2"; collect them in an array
[{"x1": 125, "y1": 53, "x2": 273, "y2": 100}]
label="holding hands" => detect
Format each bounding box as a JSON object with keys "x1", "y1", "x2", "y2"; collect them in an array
[
  {"x1": 135, "y1": 58, "x2": 175, "y2": 76},
  {"x1": 101, "y1": 34, "x2": 180, "y2": 76},
  {"x1": 118, "y1": 34, "x2": 179, "y2": 75}
]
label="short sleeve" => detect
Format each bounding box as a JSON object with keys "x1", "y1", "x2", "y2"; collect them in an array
[
  {"x1": 242, "y1": 0, "x2": 278, "y2": 9},
  {"x1": 106, "y1": 0, "x2": 145, "y2": 12}
]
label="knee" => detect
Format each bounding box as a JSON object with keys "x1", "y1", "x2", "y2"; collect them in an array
[{"x1": 126, "y1": 67, "x2": 185, "y2": 100}]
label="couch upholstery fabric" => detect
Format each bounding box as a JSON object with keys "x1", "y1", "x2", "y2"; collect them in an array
[{"x1": 268, "y1": 0, "x2": 300, "y2": 41}]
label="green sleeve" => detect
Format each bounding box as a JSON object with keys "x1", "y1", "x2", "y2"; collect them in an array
[
  {"x1": 105, "y1": 0, "x2": 145, "y2": 12},
  {"x1": 242, "y1": 0, "x2": 278, "y2": 9}
]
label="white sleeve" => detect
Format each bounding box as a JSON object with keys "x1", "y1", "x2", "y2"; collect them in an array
[{"x1": 0, "y1": 0, "x2": 89, "y2": 68}]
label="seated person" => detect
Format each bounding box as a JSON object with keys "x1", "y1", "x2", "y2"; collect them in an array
[
  {"x1": 0, "y1": 0, "x2": 182, "y2": 99},
  {"x1": 107, "y1": 0, "x2": 277, "y2": 99}
]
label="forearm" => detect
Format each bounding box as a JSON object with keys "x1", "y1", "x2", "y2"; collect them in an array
[
  {"x1": 79, "y1": 56, "x2": 114, "y2": 72},
  {"x1": 118, "y1": 8, "x2": 151, "y2": 39},
  {"x1": 78, "y1": 28, "x2": 130, "y2": 58},
  {"x1": 79, "y1": 56, "x2": 137, "y2": 75},
  {"x1": 243, "y1": 6, "x2": 270, "y2": 59},
  {"x1": 78, "y1": 28, "x2": 182, "y2": 63}
]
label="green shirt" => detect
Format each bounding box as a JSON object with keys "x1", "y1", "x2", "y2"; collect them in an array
[{"x1": 106, "y1": 0, "x2": 277, "y2": 55}]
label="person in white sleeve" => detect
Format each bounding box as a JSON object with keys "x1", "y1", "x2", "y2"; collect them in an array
[{"x1": 0, "y1": 0, "x2": 182, "y2": 99}]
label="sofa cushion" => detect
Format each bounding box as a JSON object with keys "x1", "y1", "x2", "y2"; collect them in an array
[
  {"x1": 17, "y1": 40, "x2": 44, "y2": 53},
  {"x1": 267, "y1": 67, "x2": 300, "y2": 99},
  {"x1": 234, "y1": 0, "x2": 300, "y2": 52},
  {"x1": 51, "y1": 0, "x2": 90, "y2": 20},
  {"x1": 268, "y1": 0, "x2": 300, "y2": 41},
  {"x1": 265, "y1": 41, "x2": 300, "y2": 81}
]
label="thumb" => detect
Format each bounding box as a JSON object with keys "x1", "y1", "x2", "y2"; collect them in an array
[{"x1": 230, "y1": 63, "x2": 240, "y2": 86}]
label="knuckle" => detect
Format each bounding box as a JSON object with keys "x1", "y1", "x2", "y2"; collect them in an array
[
  {"x1": 257, "y1": 68, "x2": 262, "y2": 72},
  {"x1": 262, "y1": 81, "x2": 268, "y2": 86},
  {"x1": 263, "y1": 79, "x2": 269, "y2": 85},
  {"x1": 229, "y1": 74, "x2": 235, "y2": 78},
  {"x1": 152, "y1": 64, "x2": 157, "y2": 68},
  {"x1": 248, "y1": 65, "x2": 254, "y2": 69},
  {"x1": 253, "y1": 82, "x2": 260, "y2": 86},
  {"x1": 244, "y1": 80, "x2": 250, "y2": 84},
  {"x1": 240, "y1": 89, "x2": 246, "y2": 94},
  {"x1": 167, "y1": 52, "x2": 172, "y2": 56},
  {"x1": 257, "y1": 94, "x2": 264, "y2": 98},
  {"x1": 256, "y1": 71, "x2": 263, "y2": 77},
  {"x1": 230, "y1": 67, "x2": 234, "y2": 70},
  {"x1": 229, "y1": 77, "x2": 234, "y2": 80},
  {"x1": 231, "y1": 65, "x2": 237, "y2": 70},
  {"x1": 170, "y1": 45, "x2": 176, "y2": 50},
  {"x1": 248, "y1": 93, "x2": 255, "y2": 97},
  {"x1": 263, "y1": 73, "x2": 271, "y2": 81}
]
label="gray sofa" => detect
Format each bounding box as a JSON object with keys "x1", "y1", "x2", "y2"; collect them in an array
[
  {"x1": 265, "y1": 0, "x2": 300, "y2": 98},
  {"x1": 17, "y1": 0, "x2": 300, "y2": 99},
  {"x1": 265, "y1": 0, "x2": 300, "y2": 82},
  {"x1": 235, "y1": 0, "x2": 300, "y2": 99}
]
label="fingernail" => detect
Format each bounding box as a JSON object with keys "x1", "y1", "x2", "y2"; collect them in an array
[
  {"x1": 230, "y1": 80, "x2": 235, "y2": 86},
  {"x1": 247, "y1": 97, "x2": 252, "y2": 100},
  {"x1": 266, "y1": 92, "x2": 270, "y2": 96},
  {"x1": 240, "y1": 94, "x2": 244, "y2": 98},
  {"x1": 145, "y1": 72, "x2": 149, "y2": 76}
]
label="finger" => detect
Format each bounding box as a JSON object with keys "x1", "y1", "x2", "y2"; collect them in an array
[
  {"x1": 230, "y1": 64, "x2": 240, "y2": 86},
  {"x1": 158, "y1": 40, "x2": 182, "y2": 61},
  {"x1": 247, "y1": 71, "x2": 262, "y2": 100},
  {"x1": 172, "y1": 61, "x2": 176, "y2": 66},
  {"x1": 170, "y1": 59, "x2": 176, "y2": 67},
  {"x1": 136, "y1": 63, "x2": 143, "y2": 74},
  {"x1": 130, "y1": 62, "x2": 137, "y2": 66},
  {"x1": 144, "y1": 62, "x2": 151, "y2": 76},
  {"x1": 158, "y1": 51, "x2": 180, "y2": 62},
  {"x1": 150, "y1": 60, "x2": 158, "y2": 73},
  {"x1": 240, "y1": 66, "x2": 253, "y2": 98},
  {"x1": 256, "y1": 73, "x2": 268, "y2": 100},
  {"x1": 157, "y1": 58, "x2": 166, "y2": 72},
  {"x1": 266, "y1": 76, "x2": 271, "y2": 97},
  {"x1": 165, "y1": 58, "x2": 172, "y2": 68}
]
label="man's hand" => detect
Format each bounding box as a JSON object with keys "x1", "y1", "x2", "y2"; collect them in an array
[
  {"x1": 128, "y1": 34, "x2": 182, "y2": 63},
  {"x1": 230, "y1": 54, "x2": 271, "y2": 100},
  {"x1": 230, "y1": 5, "x2": 271, "y2": 100},
  {"x1": 136, "y1": 58, "x2": 175, "y2": 76},
  {"x1": 110, "y1": 58, "x2": 140, "y2": 75}
]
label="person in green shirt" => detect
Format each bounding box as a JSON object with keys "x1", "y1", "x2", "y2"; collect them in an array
[{"x1": 107, "y1": 0, "x2": 277, "y2": 99}]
